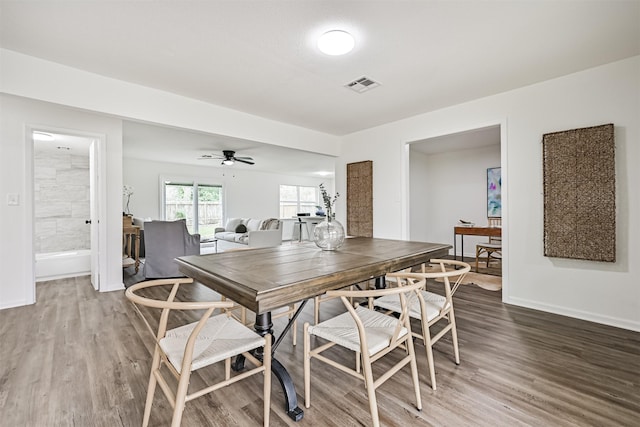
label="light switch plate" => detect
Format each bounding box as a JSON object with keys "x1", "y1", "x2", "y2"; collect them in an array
[{"x1": 7, "y1": 193, "x2": 20, "y2": 206}]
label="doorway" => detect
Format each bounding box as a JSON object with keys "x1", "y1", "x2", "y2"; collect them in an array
[
  {"x1": 405, "y1": 123, "x2": 506, "y2": 295},
  {"x1": 29, "y1": 127, "x2": 105, "y2": 297}
]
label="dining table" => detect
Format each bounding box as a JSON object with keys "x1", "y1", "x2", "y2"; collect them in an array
[{"x1": 176, "y1": 236, "x2": 451, "y2": 421}]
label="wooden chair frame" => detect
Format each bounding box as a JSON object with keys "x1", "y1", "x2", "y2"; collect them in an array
[
  {"x1": 126, "y1": 278, "x2": 271, "y2": 427},
  {"x1": 381, "y1": 259, "x2": 470, "y2": 390},
  {"x1": 312, "y1": 279, "x2": 373, "y2": 325},
  {"x1": 476, "y1": 218, "x2": 502, "y2": 272},
  {"x1": 304, "y1": 277, "x2": 426, "y2": 427}
]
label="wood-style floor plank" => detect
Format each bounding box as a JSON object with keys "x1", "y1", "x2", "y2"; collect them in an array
[{"x1": 0, "y1": 274, "x2": 638, "y2": 426}]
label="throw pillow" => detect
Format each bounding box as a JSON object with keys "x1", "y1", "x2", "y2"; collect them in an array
[
  {"x1": 260, "y1": 218, "x2": 280, "y2": 230},
  {"x1": 235, "y1": 223, "x2": 247, "y2": 233},
  {"x1": 225, "y1": 218, "x2": 243, "y2": 232},
  {"x1": 246, "y1": 218, "x2": 262, "y2": 231}
]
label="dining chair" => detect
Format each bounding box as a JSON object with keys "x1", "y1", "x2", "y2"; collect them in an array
[
  {"x1": 142, "y1": 219, "x2": 200, "y2": 279},
  {"x1": 475, "y1": 217, "x2": 502, "y2": 272},
  {"x1": 312, "y1": 279, "x2": 372, "y2": 325},
  {"x1": 313, "y1": 266, "x2": 414, "y2": 326},
  {"x1": 373, "y1": 259, "x2": 470, "y2": 390},
  {"x1": 125, "y1": 278, "x2": 271, "y2": 427},
  {"x1": 303, "y1": 275, "x2": 426, "y2": 427}
]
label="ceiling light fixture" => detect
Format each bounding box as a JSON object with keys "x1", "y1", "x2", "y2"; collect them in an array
[
  {"x1": 33, "y1": 131, "x2": 55, "y2": 141},
  {"x1": 222, "y1": 159, "x2": 234, "y2": 165},
  {"x1": 318, "y1": 30, "x2": 355, "y2": 55}
]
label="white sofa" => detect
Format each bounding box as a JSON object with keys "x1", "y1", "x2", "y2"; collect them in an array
[{"x1": 214, "y1": 218, "x2": 282, "y2": 249}]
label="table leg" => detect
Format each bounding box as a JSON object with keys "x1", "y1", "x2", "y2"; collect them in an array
[
  {"x1": 453, "y1": 231, "x2": 457, "y2": 261},
  {"x1": 254, "y1": 312, "x2": 304, "y2": 421},
  {"x1": 134, "y1": 233, "x2": 140, "y2": 273}
]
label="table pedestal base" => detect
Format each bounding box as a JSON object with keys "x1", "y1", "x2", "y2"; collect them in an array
[{"x1": 233, "y1": 310, "x2": 306, "y2": 421}]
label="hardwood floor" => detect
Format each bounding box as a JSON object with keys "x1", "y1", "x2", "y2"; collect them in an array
[{"x1": 1, "y1": 275, "x2": 638, "y2": 426}]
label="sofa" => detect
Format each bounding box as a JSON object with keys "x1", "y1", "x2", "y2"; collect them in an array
[{"x1": 214, "y1": 218, "x2": 282, "y2": 249}]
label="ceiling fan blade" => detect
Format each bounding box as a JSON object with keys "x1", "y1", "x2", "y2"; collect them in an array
[
  {"x1": 198, "y1": 154, "x2": 223, "y2": 160},
  {"x1": 234, "y1": 157, "x2": 255, "y2": 165}
]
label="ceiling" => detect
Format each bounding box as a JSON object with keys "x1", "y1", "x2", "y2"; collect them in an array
[
  {"x1": 122, "y1": 120, "x2": 336, "y2": 177},
  {"x1": 2, "y1": 1, "x2": 638, "y2": 136},
  {"x1": 3, "y1": 1, "x2": 639, "y2": 174}
]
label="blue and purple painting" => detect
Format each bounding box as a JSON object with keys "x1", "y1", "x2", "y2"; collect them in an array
[{"x1": 487, "y1": 167, "x2": 502, "y2": 218}]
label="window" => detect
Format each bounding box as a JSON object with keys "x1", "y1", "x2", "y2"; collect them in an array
[
  {"x1": 279, "y1": 185, "x2": 318, "y2": 218},
  {"x1": 164, "y1": 181, "x2": 222, "y2": 239}
]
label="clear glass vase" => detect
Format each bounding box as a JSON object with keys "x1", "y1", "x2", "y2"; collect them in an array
[{"x1": 313, "y1": 217, "x2": 345, "y2": 250}]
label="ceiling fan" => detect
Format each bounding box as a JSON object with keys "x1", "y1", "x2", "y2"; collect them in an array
[{"x1": 198, "y1": 150, "x2": 255, "y2": 165}]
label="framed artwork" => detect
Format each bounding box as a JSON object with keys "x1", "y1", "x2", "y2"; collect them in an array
[{"x1": 487, "y1": 167, "x2": 501, "y2": 218}]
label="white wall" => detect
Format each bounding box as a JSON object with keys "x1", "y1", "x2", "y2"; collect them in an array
[
  {"x1": 34, "y1": 147, "x2": 91, "y2": 253},
  {"x1": 123, "y1": 157, "x2": 333, "y2": 240},
  {"x1": 338, "y1": 56, "x2": 639, "y2": 331},
  {"x1": 410, "y1": 145, "x2": 501, "y2": 257},
  {"x1": 0, "y1": 94, "x2": 124, "y2": 308},
  {"x1": 2, "y1": 48, "x2": 637, "y2": 331},
  {"x1": 0, "y1": 49, "x2": 338, "y2": 310}
]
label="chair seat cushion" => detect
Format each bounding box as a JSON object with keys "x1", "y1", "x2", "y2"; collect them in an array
[
  {"x1": 160, "y1": 314, "x2": 265, "y2": 373},
  {"x1": 308, "y1": 306, "x2": 408, "y2": 355},
  {"x1": 374, "y1": 290, "x2": 448, "y2": 322}
]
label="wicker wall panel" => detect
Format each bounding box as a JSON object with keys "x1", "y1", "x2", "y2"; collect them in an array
[
  {"x1": 347, "y1": 160, "x2": 373, "y2": 237},
  {"x1": 542, "y1": 124, "x2": 615, "y2": 262}
]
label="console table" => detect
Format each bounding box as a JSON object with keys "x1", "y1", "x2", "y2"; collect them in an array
[
  {"x1": 122, "y1": 218, "x2": 140, "y2": 273},
  {"x1": 453, "y1": 225, "x2": 501, "y2": 261}
]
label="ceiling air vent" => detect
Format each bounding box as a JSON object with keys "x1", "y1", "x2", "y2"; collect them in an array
[{"x1": 345, "y1": 76, "x2": 381, "y2": 93}]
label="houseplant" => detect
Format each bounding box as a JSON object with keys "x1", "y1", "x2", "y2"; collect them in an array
[
  {"x1": 123, "y1": 185, "x2": 134, "y2": 216},
  {"x1": 313, "y1": 183, "x2": 345, "y2": 250}
]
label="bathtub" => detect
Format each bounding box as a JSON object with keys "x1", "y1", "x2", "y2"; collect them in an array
[{"x1": 35, "y1": 250, "x2": 91, "y2": 281}]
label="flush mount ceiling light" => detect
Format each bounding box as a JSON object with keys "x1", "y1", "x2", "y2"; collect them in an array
[
  {"x1": 317, "y1": 30, "x2": 355, "y2": 55},
  {"x1": 33, "y1": 131, "x2": 55, "y2": 141}
]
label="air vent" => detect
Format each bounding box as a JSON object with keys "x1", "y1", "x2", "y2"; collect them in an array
[{"x1": 345, "y1": 76, "x2": 381, "y2": 93}]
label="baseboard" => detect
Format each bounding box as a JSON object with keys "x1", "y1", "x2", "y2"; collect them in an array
[
  {"x1": 0, "y1": 298, "x2": 33, "y2": 310},
  {"x1": 505, "y1": 296, "x2": 640, "y2": 332},
  {"x1": 102, "y1": 282, "x2": 125, "y2": 292}
]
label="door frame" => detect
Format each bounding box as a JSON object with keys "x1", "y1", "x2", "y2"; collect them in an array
[
  {"x1": 26, "y1": 125, "x2": 107, "y2": 300},
  {"x1": 401, "y1": 119, "x2": 509, "y2": 301}
]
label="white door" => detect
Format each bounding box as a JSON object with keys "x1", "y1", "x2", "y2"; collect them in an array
[{"x1": 89, "y1": 140, "x2": 100, "y2": 290}]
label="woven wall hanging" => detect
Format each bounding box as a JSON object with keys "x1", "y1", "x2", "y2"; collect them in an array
[
  {"x1": 346, "y1": 160, "x2": 373, "y2": 237},
  {"x1": 542, "y1": 123, "x2": 615, "y2": 262}
]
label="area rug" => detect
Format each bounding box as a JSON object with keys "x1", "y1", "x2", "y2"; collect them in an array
[
  {"x1": 456, "y1": 272, "x2": 502, "y2": 291},
  {"x1": 426, "y1": 267, "x2": 502, "y2": 291}
]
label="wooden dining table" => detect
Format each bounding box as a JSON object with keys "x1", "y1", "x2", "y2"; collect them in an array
[{"x1": 176, "y1": 237, "x2": 451, "y2": 421}]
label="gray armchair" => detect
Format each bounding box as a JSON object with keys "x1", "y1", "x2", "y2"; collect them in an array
[{"x1": 143, "y1": 219, "x2": 200, "y2": 279}]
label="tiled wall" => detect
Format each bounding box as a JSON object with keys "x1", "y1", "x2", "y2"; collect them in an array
[{"x1": 34, "y1": 149, "x2": 90, "y2": 253}]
